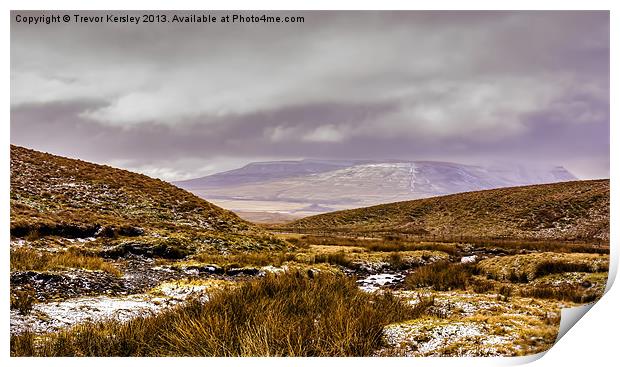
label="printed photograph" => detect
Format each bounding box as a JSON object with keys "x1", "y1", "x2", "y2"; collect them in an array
[{"x1": 10, "y1": 10, "x2": 610, "y2": 357}]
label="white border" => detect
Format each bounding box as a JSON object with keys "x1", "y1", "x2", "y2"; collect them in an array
[{"x1": 2, "y1": 2, "x2": 616, "y2": 367}]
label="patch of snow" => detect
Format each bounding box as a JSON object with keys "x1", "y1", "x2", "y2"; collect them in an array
[
  {"x1": 81, "y1": 237, "x2": 96, "y2": 242},
  {"x1": 11, "y1": 283, "x2": 213, "y2": 335},
  {"x1": 157, "y1": 283, "x2": 210, "y2": 300},
  {"x1": 418, "y1": 323, "x2": 484, "y2": 354},
  {"x1": 11, "y1": 294, "x2": 170, "y2": 334},
  {"x1": 10, "y1": 239, "x2": 27, "y2": 247},
  {"x1": 382, "y1": 321, "x2": 509, "y2": 356},
  {"x1": 261, "y1": 265, "x2": 288, "y2": 274},
  {"x1": 357, "y1": 273, "x2": 405, "y2": 292},
  {"x1": 151, "y1": 265, "x2": 176, "y2": 273},
  {"x1": 408, "y1": 162, "x2": 418, "y2": 192},
  {"x1": 460, "y1": 255, "x2": 478, "y2": 264}
]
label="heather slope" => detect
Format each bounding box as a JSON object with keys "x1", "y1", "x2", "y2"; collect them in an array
[
  {"x1": 282, "y1": 180, "x2": 609, "y2": 240},
  {"x1": 10, "y1": 145, "x2": 254, "y2": 238}
]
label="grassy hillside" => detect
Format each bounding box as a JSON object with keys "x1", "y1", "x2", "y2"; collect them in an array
[
  {"x1": 281, "y1": 180, "x2": 609, "y2": 241},
  {"x1": 10, "y1": 145, "x2": 284, "y2": 251}
]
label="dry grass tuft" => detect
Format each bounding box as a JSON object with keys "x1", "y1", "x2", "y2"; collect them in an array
[
  {"x1": 289, "y1": 235, "x2": 460, "y2": 256},
  {"x1": 404, "y1": 262, "x2": 475, "y2": 291},
  {"x1": 478, "y1": 252, "x2": 608, "y2": 282},
  {"x1": 10, "y1": 285, "x2": 36, "y2": 315},
  {"x1": 312, "y1": 251, "x2": 352, "y2": 267},
  {"x1": 11, "y1": 271, "x2": 431, "y2": 356},
  {"x1": 520, "y1": 284, "x2": 599, "y2": 303},
  {"x1": 191, "y1": 251, "x2": 297, "y2": 268},
  {"x1": 10, "y1": 247, "x2": 121, "y2": 276}
]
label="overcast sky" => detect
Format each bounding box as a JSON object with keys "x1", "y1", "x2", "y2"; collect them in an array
[{"x1": 11, "y1": 11, "x2": 609, "y2": 181}]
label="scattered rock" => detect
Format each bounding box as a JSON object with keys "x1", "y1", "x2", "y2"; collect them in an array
[
  {"x1": 100, "y1": 242, "x2": 192, "y2": 259},
  {"x1": 226, "y1": 267, "x2": 261, "y2": 276},
  {"x1": 307, "y1": 268, "x2": 321, "y2": 278},
  {"x1": 181, "y1": 264, "x2": 224, "y2": 275},
  {"x1": 11, "y1": 270, "x2": 127, "y2": 301}
]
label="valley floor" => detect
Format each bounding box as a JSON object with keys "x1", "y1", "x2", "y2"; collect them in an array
[{"x1": 10, "y1": 233, "x2": 609, "y2": 357}]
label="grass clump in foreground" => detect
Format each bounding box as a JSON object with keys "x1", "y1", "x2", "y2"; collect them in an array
[
  {"x1": 11, "y1": 272, "x2": 432, "y2": 357},
  {"x1": 10, "y1": 247, "x2": 121, "y2": 277}
]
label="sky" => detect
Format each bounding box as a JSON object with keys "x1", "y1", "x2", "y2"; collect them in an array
[{"x1": 11, "y1": 11, "x2": 610, "y2": 181}]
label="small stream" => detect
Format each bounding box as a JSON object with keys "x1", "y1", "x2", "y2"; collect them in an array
[{"x1": 11, "y1": 252, "x2": 490, "y2": 335}]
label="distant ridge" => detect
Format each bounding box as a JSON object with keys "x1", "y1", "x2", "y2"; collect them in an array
[
  {"x1": 174, "y1": 159, "x2": 579, "y2": 214},
  {"x1": 174, "y1": 159, "x2": 371, "y2": 188}
]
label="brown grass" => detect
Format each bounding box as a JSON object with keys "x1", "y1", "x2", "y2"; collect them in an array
[
  {"x1": 10, "y1": 285, "x2": 36, "y2": 315},
  {"x1": 451, "y1": 238, "x2": 608, "y2": 254},
  {"x1": 312, "y1": 251, "x2": 352, "y2": 267},
  {"x1": 11, "y1": 272, "x2": 432, "y2": 356},
  {"x1": 290, "y1": 234, "x2": 460, "y2": 256},
  {"x1": 279, "y1": 179, "x2": 609, "y2": 242},
  {"x1": 283, "y1": 234, "x2": 606, "y2": 256},
  {"x1": 478, "y1": 252, "x2": 608, "y2": 282},
  {"x1": 520, "y1": 284, "x2": 599, "y2": 303},
  {"x1": 10, "y1": 145, "x2": 254, "y2": 238},
  {"x1": 533, "y1": 260, "x2": 601, "y2": 278},
  {"x1": 404, "y1": 262, "x2": 475, "y2": 291},
  {"x1": 10, "y1": 247, "x2": 121, "y2": 276},
  {"x1": 191, "y1": 251, "x2": 297, "y2": 268}
]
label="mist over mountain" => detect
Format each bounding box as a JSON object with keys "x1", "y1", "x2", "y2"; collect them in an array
[{"x1": 173, "y1": 159, "x2": 577, "y2": 218}]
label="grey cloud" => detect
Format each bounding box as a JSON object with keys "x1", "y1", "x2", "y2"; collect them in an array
[{"x1": 11, "y1": 11, "x2": 609, "y2": 180}]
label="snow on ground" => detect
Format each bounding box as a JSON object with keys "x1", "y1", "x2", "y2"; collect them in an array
[
  {"x1": 381, "y1": 320, "x2": 512, "y2": 356},
  {"x1": 11, "y1": 281, "x2": 217, "y2": 335},
  {"x1": 408, "y1": 162, "x2": 418, "y2": 192},
  {"x1": 11, "y1": 294, "x2": 171, "y2": 334},
  {"x1": 155, "y1": 283, "x2": 211, "y2": 299},
  {"x1": 460, "y1": 255, "x2": 478, "y2": 264},
  {"x1": 357, "y1": 273, "x2": 405, "y2": 292},
  {"x1": 10, "y1": 239, "x2": 27, "y2": 248},
  {"x1": 261, "y1": 265, "x2": 288, "y2": 274},
  {"x1": 376, "y1": 289, "x2": 565, "y2": 356}
]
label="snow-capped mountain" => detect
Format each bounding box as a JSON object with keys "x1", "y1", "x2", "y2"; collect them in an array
[{"x1": 173, "y1": 160, "x2": 577, "y2": 215}]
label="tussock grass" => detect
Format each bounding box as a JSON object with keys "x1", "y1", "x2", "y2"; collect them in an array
[
  {"x1": 10, "y1": 285, "x2": 36, "y2": 315},
  {"x1": 469, "y1": 277, "x2": 496, "y2": 294},
  {"x1": 291, "y1": 234, "x2": 460, "y2": 256},
  {"x1": 533, "y1": 261, "x2": 599, "y2": 278},
  {"x1": 11, "y1": 272, "x2": 432, "y2": 356},
  {"x1": 454, "y1": 238, "x2": 608, "y2": 254},
  {"x1": 191, "y1": 251, "x2": 297, "y2": 268},
  {"x1": 478, "y1": 252, "x2": 608, "y2": 282},
  {"x1": 404, "y1": 262, "x2": 476, "y2": 291},
  {"x1": 520, "y1": 284, "x2": 599, "y2": 303},
  {"x1": 365, "y1": 242, "x2": 460, "y2": 256},
  {"x1": 496, "y1": 285, "x2": 513, "y2": 302},
  {"x1": 312, "y1": 251, "x2": 352, "y2": 267},
  {"x1": 284, "y1": 234, "x2": 606, "y2": 257},
  {"x1": 10, "y1": 247, "x2": 121, "y2": 276}
]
